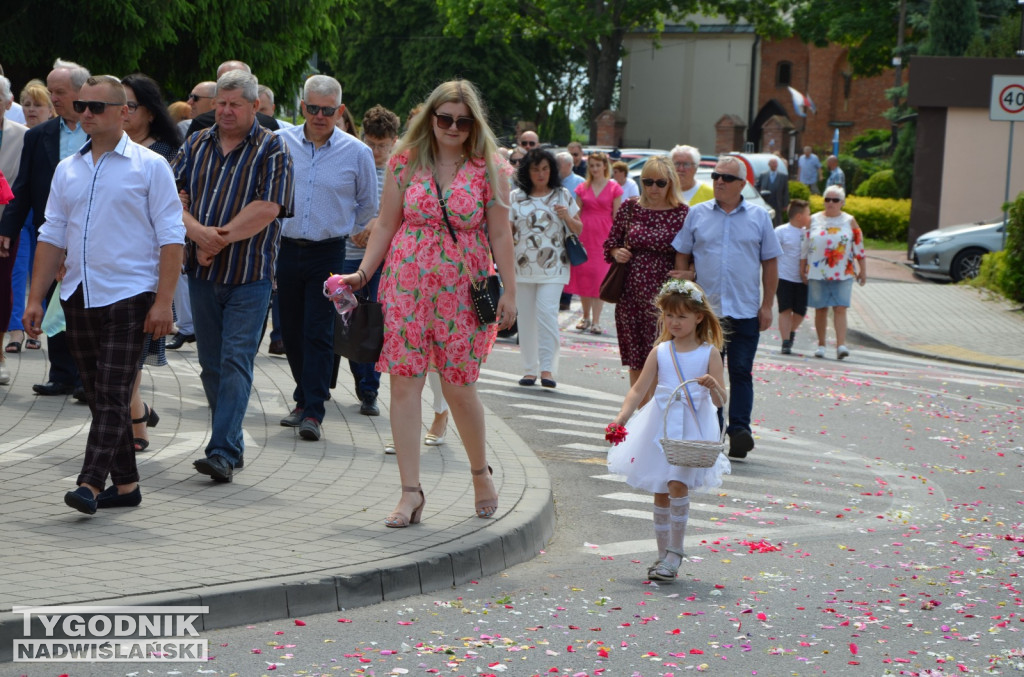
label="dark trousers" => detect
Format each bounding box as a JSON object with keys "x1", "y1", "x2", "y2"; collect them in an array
[
  {"x1": 720, "y1": 316, "x2": 760, "y2": 435},
  {"x1": 341, "y1": 256, "x2": 381, "y2": 399},
  {"x1": 46, "y1": 280, "x2": 82, "y2": 387},
  {"x1": 62, "y1": 287, "x2": 151, "y2": 488},
  {"x1": 277, "y1": 238, "x2": 346, "y2": 422}
]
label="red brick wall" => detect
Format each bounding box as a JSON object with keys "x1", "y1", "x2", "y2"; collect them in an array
[{"x1": 760, "y1": 38, "x2": 909, "y2": 157}]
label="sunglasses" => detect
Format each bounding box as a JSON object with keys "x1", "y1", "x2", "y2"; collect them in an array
[
  {"x1": 187, "y1": 93, "x2": 211, "y2": 102},
  {"x1": 72, "y1": 100, "x2": 124, "y2": 114},
  {"x1": 434, "y1": 112, "x2": 474, "y2": 132},
  {"x1": 642, "y1": 178, "x2": 668, "y2": 188},
  {"x1": 304, "y1": 103, "x2": 339, "y2": 117},
  {"x1": 710, "y1": 171, "x2": 743, "y2": 183},
  {"x1": 823, "y1": 197, "x2": 843, "y2": 203},
  {"x1": 509, "y1": 158, "x2": 522, "y2": 166},
  {"x1": 520, "y1": 140, "x2": 537, "y2": 147}
]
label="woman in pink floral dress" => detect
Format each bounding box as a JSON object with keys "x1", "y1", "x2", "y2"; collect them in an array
[{"x1": 341, "y1": 80, "x2": 516, "y2": 528}]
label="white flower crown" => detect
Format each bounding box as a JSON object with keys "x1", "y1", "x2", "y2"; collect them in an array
[{"x1": 656, "y1": 278, "x2": 704, "y2": 304}]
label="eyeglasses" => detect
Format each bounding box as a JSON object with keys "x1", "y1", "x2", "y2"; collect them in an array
[
  {"x1": 187, "y1": 93, "x2": 211, "y2": 102},
  {"x1": 304, "y1": 103, "x2": 339, "y2": 117},
  {"x1": 363, "y1": 140, "x2": 393, "y2": 152},
  {"x1": 710, "y1": 172, "x2": 743, "y2": 183},
  {"x1": 823, "y1": 197, "x2": 843, "y2": 203},
  {"x1": 126, "y1": 102, "x2": 139, "y2": 113},
  {"x1": 642, "y1": 178, "x2": 668, "y2": 188},
  {"x1": 674, "y1": 162, "x2": 695, "y2": 170},
  {"x1": 519, "y1": 140, "x2": 537, "y2": 148},
  {"x1": 434, "y1": 112, "x2": 474, "y2": 132},
  {"x1": 72, "y1": 100, "x2": 124, "y2": 114}
]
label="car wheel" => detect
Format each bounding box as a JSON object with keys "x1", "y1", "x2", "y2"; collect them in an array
[{"x1": 950, "y1": 247, "x2": 986, "y2": 282}]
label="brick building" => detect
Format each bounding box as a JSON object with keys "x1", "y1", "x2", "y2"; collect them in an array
[{"x1": 754, "y1": 37, "x2": 909, "y2": 158}]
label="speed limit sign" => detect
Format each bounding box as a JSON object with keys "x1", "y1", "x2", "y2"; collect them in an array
[{"x1": 991, "y1": 75, "x2": 1024, "y2": 121}]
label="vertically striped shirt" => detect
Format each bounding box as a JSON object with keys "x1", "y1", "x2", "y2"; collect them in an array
[{"x1": 172, "y1": 120, "x2": 294, "y2": 285}]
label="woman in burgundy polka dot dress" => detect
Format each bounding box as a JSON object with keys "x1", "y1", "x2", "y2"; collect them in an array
[{"x1": 604, "y1": 156, "x2": 692, "y2": 386}]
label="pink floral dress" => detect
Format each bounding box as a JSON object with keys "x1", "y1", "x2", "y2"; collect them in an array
[{"x1": 376, "y1": 151, "x2": 504, "y2": 385}]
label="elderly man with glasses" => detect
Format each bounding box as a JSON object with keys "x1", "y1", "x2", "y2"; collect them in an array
[
  {"x1": 671, "y1": 155, "x2": 780, "y2": 460},
  {"x1": 670, "y1": 144, "x2": 713, "y2": 206}
]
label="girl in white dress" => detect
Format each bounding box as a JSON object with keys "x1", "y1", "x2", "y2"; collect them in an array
[{"x1": 607, "y1": 279, "x2": 730, "y2": 582}]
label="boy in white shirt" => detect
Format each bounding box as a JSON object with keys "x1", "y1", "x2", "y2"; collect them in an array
[{"x1": 774, "y1": 200, "x2": 810, "y2": 354}]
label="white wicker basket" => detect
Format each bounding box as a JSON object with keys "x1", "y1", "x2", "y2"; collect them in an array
[{"x1": 659, "y1": 380, "x2": 726, "y2": 468}]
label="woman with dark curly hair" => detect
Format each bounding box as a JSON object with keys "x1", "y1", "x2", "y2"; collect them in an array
[
  {"x1": 510, "y1": 148, "x2": 581, "y2": 388},
  {"x1": 120, "y1": 73, "x2": 182, "y2": 161},
  {"x1": 119, "y1": 73, "x2": 183, "y2": 452}
]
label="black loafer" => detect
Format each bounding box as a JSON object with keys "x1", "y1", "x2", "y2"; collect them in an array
[
  {"x1": 73, "y1": 386, "x2": 87, "y2": 403},
  {"x1": 518, "y1": 377, "x2": 536, "y2": 386},
  {"x1": 96, "y1": 485, "x2": 142, "y2": 509},
  {"x1": 541, "y1": 378, "x2": 556, "y2": 388},
  {"x1": 64, "y1": 486, "x2": 98, "y2": 514},
  {"x1": 194, "y1": 455, "x2": 233, "y2": 482},
  {"x1": 166, "y1": 332, "x2": 195, "y2": 350},
  {"x1": 268, "y1": 339, "x2": 286, "y2": 355},
  {"x1": 32, "y1": 381, "x2": 75, "y2": 396},
  {"x1": 728, "y1": 429, "x2": 755, "y2": 459}
]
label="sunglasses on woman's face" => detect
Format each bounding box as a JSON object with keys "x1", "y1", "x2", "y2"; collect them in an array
[
  {"x1": 642, "y1": 178, "x2": 668, "y2": 188},
  {"x1": 710, "y1": 171, "x2": 742, "y2": 183},
  {"x1": 434, "y1": 112, "x2": 474, "y2": 132},
  {"x1": 823, "y1": 197, "x2": 842, "y2": 203}
]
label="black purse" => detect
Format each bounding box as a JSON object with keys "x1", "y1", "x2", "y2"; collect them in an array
[
  {"x1": 333, "y1": 298, "x2": 384, "y2": 363},
  {"x1": 555, "y1": 188, "x2": 588, "y2": 266},
  {"x1": 435, "y1": 176, "x2": 502, "y2": 325}
]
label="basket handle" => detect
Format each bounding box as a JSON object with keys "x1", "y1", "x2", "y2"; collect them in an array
[{"x1": 661, "y1": 379, "x2": 727, "y2": 444}]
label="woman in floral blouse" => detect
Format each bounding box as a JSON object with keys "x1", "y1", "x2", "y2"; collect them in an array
[{"x1": 800, "y1": 185, "x2": 867, "y2": 360}]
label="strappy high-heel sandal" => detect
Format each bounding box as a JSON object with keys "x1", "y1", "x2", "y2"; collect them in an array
[
  {"x1": 384, "y1": 485, "x2": 425, "y2": 528},
  {"x1": 471, "y1": 465, "x2": 498, "y2": 518},
  {"x1": 132, "y1": 403, "x2": 159, "y2": 452}
]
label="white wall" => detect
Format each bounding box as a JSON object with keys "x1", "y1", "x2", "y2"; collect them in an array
[
  {"x1": 620, "y1": 31, "x2": 757, "y2": 153},
  {"x1": 941, "y1": 108, "x2": 1024, "y2": 227}
]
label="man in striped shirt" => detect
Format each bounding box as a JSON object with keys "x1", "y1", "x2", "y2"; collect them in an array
[{"x1": 172, "y1": 70, "x2": 294, "y2": 483}]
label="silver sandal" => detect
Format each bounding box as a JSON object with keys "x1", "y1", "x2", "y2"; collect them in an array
[{"x1": 648, "y1": 547, "x2": 685, "y2": 581}]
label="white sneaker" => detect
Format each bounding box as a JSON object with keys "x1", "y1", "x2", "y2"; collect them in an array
[
  {"x1": 814, "y1": 346, "x2": 826, "y2": 359},
  {"x1": 0, "y1": 361, "x2": 10, "y2": 385},
  {"x1": 837, "y1": 345, "x2": 850, "y2": 360}
]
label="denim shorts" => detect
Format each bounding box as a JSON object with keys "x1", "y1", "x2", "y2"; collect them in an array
[{"x1": 807, "y1": 278, "x2": 854, "y2": 308}]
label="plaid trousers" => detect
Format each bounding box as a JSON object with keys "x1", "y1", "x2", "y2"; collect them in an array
[{"x1": 62, "y1": 287, "x2": 154, "y2": 488}]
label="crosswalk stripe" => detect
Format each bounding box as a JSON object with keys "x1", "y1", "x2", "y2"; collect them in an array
[
  {"x1": 520, "y1": 413, "x2": 613, "y2": 425},
  {"x1": 561, "y1": 442, "x2": 612, "y2": 453}
]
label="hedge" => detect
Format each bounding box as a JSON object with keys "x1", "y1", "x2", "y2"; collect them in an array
[
  {"x1": 854, "y1": 169, "x2": 902, "y2": 199},
  {"x1": 808, "y1": 195, "x2": 910, "y2": 242}
]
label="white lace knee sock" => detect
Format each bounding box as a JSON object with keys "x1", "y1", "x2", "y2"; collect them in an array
[
  {"x1": 652, "y1": 505, "x2": 671, "y2": 560},
  {"x1": 665, "y1": 496, "x2": 690, "y2": 567}
]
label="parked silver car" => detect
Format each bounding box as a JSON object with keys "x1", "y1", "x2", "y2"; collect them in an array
[{"x1": 911, "y1": 219, "x2": 1005, "y2": 282}]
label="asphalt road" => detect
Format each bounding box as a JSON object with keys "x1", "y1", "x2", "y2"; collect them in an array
[{"x1": 32, "y1": 323, "x2": 1024, "y2": 677}]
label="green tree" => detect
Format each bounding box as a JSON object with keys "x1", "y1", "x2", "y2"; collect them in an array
[
  {"x1": 919, "y1": 0, "x2": 980, "y2": 56},
  {"x1": 0, "y1": 0, "x2": 355, "y2": 101},
  {"x1": 542, "y1": 103, "x2": 573, "y2": 146},
  {"x1": 328, "y1": 0, "x2": 576, "y2": 141},
  {"x1": 891, "y1": 119, "x2": 915, "y2": 199},
  {"x1": 966, "y1": 6, "x2": 1023, "y2": 57},
  {"x1": 437, "y1": 0, "x2": 793, "y2": 142}
]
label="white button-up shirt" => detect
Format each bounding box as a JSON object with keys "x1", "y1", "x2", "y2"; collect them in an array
[
  {"x1": 40, "y1": 133, "x2": 185, "y2": 308},
  {"x1": 275, "y1": 124, "x2": 378, "y2": 241}
]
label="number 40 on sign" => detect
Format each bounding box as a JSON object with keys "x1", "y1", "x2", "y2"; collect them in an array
[{"x1": 991, "y1": 75, "x2": 1024, "y2": 121}]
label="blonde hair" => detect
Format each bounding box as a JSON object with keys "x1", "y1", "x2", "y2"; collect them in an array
[
  {"x1": 20, "y1": 80, "x2": 55, "y2": 118},
  {"x1": 167, "y1": 100, "x2": 191, "y2": 124},
  {"x1": 654, "y1": 280, "x2": 724, "y2": 350},
  {"x1": 393, "y1": 79, "x2": 505, "y2": 202},
  {"x1": 585, "y1": 151, "x2": 611, "y2": 184},
  {"x1": 638, "y1": 156, "x2": 683, "y2": 208}
]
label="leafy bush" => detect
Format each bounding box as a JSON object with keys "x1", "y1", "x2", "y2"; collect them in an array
[
  {"x1": 975, "y1": 192, "x2": 1024, "y2": 302},
  {"x1": 789, "y1": 181, "x2": 810, "y2": 200},
  {"x1": 838, "y1": 154, "x2": 890, "y2": 195},
  {"x1": 808, "y1": 195, "x2": 910, "y2": 242},
  {"x1": 846, "y1": 129, "x2": 891, "y2": 158},
  {"x1": 854, "y1": 169, "x2": 902, "y2": 199}
]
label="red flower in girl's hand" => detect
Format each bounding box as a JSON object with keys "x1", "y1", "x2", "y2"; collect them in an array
[{"x1": 605, "y1": 423, "x2": 628, "y2": 445}]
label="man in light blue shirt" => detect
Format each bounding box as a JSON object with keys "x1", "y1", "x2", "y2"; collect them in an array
[
  {"x1": 826, "y1": 155, "x2": 845, "y2": 190},
  {"x1": 672, "y1": 156, "x2": 781, "y2": 460},
  {"x1": 796, "y1": 146, "x2": 821, "y2": 194},
  {"x1": 274, "y1": 75, "x2": 378, "y2": 442}
]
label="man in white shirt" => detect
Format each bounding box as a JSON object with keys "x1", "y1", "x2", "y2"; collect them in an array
[{"x1": 23, "y1": 75, "x2": 185, "y2": 515}]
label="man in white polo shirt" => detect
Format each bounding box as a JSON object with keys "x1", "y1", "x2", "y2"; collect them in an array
[{"x1": 23, "y1": 75, "x2": 185, "y2": 515}]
